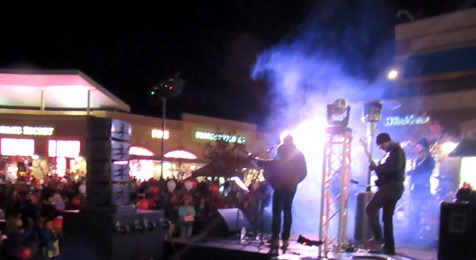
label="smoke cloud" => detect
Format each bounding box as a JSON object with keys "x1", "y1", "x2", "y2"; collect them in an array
[{"x1": 252, "y1": 0, "x2": 397, "y2": 241}]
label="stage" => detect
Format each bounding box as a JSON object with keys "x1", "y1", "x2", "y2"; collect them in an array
[{"x1": 163, "y1": 234, "x2": 437, "y2": 260}]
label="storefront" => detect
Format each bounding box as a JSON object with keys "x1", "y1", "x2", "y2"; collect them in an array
[
  {"x1": 0, "y1": 70, "x2": 274, "y2": 183},
  {"x1": 109, "y1": 112, "x2": 273, "y2": 181},
  {"x1": 0, "y1": 114, "x2": 87, "y2": 182}
]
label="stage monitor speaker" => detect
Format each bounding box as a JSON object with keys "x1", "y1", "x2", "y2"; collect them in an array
[
  {"x1": 354, "y1": 192, "x2": 374, "y2": 242},
  {"x1": 208, "y1": 208, "x2": 252, "y2": 237},
  {"x1": 438, "y1": 202, "x2": 476, "y2": 260}
]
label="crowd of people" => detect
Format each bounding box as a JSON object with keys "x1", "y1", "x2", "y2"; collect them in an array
[
  {"x1": 0, "y1": 175, "x2": 75, "y2": 260},
  {"x1": 0, "y1": 173, "x2": 272, "y2": 259},
  {"x1": 132, "y1": 176, "x2": 271, "y2": 239},
  {"x1": 0, "y1": 133, "x2": 449, "y2": 258}
]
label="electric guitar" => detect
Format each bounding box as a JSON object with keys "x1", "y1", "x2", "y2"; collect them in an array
[
  {"x1": 359, "y1": 137, "x2": 380, "y2": 187},
  {"x1": 359, "y1": 137, "x2": 373, "y2": 163}
]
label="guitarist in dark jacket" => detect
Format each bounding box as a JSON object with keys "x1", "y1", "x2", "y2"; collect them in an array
[
  {"x1": 254, "y1": 133, "x2": 307, "y2": 255},
  {"x1": 366, "y1": 133, "x2": 405, "y2": 255}
]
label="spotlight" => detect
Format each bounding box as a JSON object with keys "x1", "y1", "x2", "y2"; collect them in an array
[
  {"x1": 387, "y1": 69, "x2": 399, "y2": 80},
  {"x1": 326, "y1": 98, "x2": 350, "y2": 127},
  {"x1": 362, "y1": 101, "x2": 382, "y2": 123},
  {"x1": 297, "y1": 234, "x2": 323, "y2": 247}
]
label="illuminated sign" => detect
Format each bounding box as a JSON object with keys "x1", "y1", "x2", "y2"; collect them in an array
[
  {"x1": 194, "y1": 131, "x2": 246, "y2": 143},
  {"x1": 385, "y1": 114, "x2": 430, "y2": 127},
  {"x1": 151, "y1": 129, "x2": 170, "y2": 139},
  {"x1": 0, "y1": 125, "x2": 54, "y2": 136}
]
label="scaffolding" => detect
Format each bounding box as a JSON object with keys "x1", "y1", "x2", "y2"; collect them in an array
[{"x1": 319, "y1": 126, "x2": 353, "y2": 254}]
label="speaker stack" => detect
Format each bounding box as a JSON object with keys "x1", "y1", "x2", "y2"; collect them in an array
[
  {"x1": 207, "y1": 208, "x2": 252, "y2": 237},
  {"x1": 62, "y1": 116, "x2": 164, "y2": 260},
  {"x1": 83, "y1": 116, "x2": 134, "y2": 213},
  {"x1": 438, "y1": 201, "x2": 476, "y2": 260}
]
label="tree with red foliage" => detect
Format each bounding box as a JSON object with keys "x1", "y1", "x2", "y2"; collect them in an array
[{"x1": 193, "y1": 129, "x2": 257, "y2": 178}]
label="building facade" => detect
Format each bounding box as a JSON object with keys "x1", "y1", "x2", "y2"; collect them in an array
[
  {"x1": 383, "y1": 8, "x2": 476, "y2": 189},
  {"x1": 0, "y1": 71, "x2": 274, "y2": 182}
]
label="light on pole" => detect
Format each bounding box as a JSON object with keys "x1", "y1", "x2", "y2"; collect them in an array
[{"x1": 148, "y1": 72, "x2": 185, "y2": 181}]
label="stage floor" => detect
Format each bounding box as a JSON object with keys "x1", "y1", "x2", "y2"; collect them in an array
[{"x1": 164, "y1": 234, "x2": 438, "y2": 260}]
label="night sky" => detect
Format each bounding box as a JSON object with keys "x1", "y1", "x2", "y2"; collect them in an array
[{"x1": 1, "y1": 0, "x2": 472, "y2": 131}]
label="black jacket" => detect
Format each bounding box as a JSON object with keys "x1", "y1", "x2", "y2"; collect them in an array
[
  {"x1": 258, "y1": 143, "x2": 307, "y2": 192},
  {"x1": 407, "y1": 152, "x2": 435, "y2": 189},
  {"x1": 374, "y1": 141, "x2": 406, "y2": 186}
]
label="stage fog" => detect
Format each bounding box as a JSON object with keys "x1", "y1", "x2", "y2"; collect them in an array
[{"x1": 249, "y1": 0, "x2": 433, "y2": 245}]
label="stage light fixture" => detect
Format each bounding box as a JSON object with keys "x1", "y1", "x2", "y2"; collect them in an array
[
  {"x1": 148, "y1": 72, "x2": 185, "y2": 102},
  {"x1": 326, "y1": 98, "x2": 350, "y2": 128},
  {"x1": 362, "y1": 101, "x2": 382, "y2": 123}
]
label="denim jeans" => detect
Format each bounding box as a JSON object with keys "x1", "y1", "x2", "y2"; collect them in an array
[
  {"x1": 271, "y1": 190, "x2": 296, "y2": 242},
  {"x1": 365, "y1": 182, "x2": 404, "y2": 247}
]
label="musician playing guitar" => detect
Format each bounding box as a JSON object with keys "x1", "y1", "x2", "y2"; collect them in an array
[
  {"x1": 365, "y1": 133, "x2": 406, "y2": 255},
  {"x1": 252, "y1": 133, "x2": 307, "y2": 255}
]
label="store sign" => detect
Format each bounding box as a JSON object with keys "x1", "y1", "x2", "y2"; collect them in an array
[
  {"x1": 385, "y1": 114, "x2": 430, "y2": 127},
  {"x1": 194, "y1": 130, "x2": 246, "y2": 144},
  {"x1": 151, "y1": 129, "x2": 170, "y2": 139},
  {"x1": 0, "y1": 125, "x2": 54, "y2": 136}
]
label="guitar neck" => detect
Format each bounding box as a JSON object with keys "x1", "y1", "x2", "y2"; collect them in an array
[{"x1": 359, "y1": 138, "x2": 372, "y2": 163}]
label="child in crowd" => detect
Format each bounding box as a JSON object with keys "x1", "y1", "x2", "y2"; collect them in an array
[
  {"x1": 178, "y1": 194, "x2": 196, "y2": 237},
  {"x1": 39, "y1": 217, "x2": 61, "y2": 259}
]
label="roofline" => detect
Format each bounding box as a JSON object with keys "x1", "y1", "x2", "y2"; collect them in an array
[
  {"x1": 77, "y1": 70, "x2": 130, "y2": 112},
  {"x1": 0, "y1": 68, "x2": 130, "y2": 112}
]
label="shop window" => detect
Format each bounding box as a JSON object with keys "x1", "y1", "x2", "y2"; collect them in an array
[
  {"x1": 48, "y1": 140, "x2": 80, "y2": 158},
  {"x1": 0, "y1": 138, "x2": 35, "y2": 156}
]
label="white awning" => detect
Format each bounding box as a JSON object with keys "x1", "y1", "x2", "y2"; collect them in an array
[{"x1": 0, "y1": 69, "x2": 130, "y2": 112}]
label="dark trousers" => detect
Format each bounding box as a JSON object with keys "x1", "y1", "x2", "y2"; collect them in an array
[
  {"x1": 365, "y1": 182, "x2": 404, "y2": 247},
  {"x1": 271, "y1": 190, "x2": 295, "y2": 242}
]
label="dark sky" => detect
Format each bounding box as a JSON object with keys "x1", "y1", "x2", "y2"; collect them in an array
[{"x1": 1, "y1": 0, "x2": 473, "y2": 131}]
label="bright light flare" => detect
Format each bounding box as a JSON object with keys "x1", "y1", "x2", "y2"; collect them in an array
[
  {"x1": 291, "y1": 119, "x2": 326, "y2": 158},
  {"x1": 280, "y1": 130, "x2": 293, "y2": 143},
  {"x1": 441, "y1": 141, "x2": 458, "y2": 155},
  {"x1": 387, "y1": 69, "x2": 399, "y2": 80}
]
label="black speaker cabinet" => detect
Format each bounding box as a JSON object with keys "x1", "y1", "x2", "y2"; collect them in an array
[
  {"x1": 87, "y1": 116, "x2": 131, "y2": 141},
  {"x1": 62, "y1": 210, "x2": 164, "y2": 260},
  {"x1": 86, "y1": 182, "x2": 131, "y2": 206},
  {"x1": 438, "y1": 202, "x2": 476, "y2": 260},
  {"x1": 207, "y1": 208, "x2": 252, "y2": 237},
  {"x1": 354, "y1": 192, "x2": 374, "y2": 242},
  {"x1": 87, "y1": 161, "x2": 130, "y2": 183},
  {"x1": 85, "y1": 116, "x2": 133, "y2": 213}
]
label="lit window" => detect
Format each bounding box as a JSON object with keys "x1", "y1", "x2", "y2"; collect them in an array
[
  {"x1": 1, "y1": 138, "x2": 35, "y2": 156},
  {"x1": 49, "y1": 140, "x2": 80, "y2": 158}
]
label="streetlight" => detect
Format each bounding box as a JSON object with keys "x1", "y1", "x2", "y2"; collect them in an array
[{"x1": 148, "y1": 72, "x2": 185, "y2": 181}]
